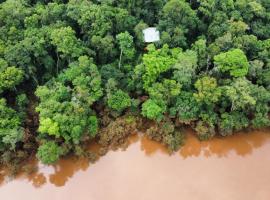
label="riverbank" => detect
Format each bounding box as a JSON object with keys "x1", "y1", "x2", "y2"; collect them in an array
[{"x1": 1, "y1": 128, "x2": 270, "y2": 200}]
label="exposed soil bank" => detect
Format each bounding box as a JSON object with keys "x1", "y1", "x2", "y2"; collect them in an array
[{"x1": 1, "y1": 128, "x2": 270, "y2": 200}]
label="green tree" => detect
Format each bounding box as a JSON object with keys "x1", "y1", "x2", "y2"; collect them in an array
[
  {"x1": 37, "y1": 141, "x2": 62, "y2": 164},
  {"x1": 50, "y1": 26, "x2": 84, "y2": 59},
  {"x1": 116, "y1": 31, "x2": 135, "y2": 68},
  {"x1": 172, "y1": 50, "x2": 198, "y2": 89},
  {"x1": 0, "y1": 99, "x2": 23, "y2": 151},
  {"x1": 222, "y1": 78, "x2": 256, "y2": 111},
  {"x1": 159, "y1": 0, "x2": 198, "y2": 48},
  {"x1": 214, "y1": 49, "x2": 249, "y2": 78},
  {"x1": 67, "y1": 1, "x2": 136, "y2": 64},
  {"x1": 137, "y1": 44, "x2": 180, "y2": 89},
  {"x1": 141, "y1": 99, "x2": 166, "y2": 121},
  {"x1": 146, "y1": 120, "x2": 184, "y2": 152},
  {"x1": 36, "y1": 56, "x2": 102, "y2": 147},
  {"x1": 192, "y1": 39, "x2": 208, "y2": 70},
  {"x1": 59, "y1": 56, "x2": 103, "y2": 105},
  {"x1": 195, "y1": 121, "x2": 216, "y2": 141},
  {"x1": 147, "y1": 79, "x2": 181, "y2": 103},
  {"x1": 107, "y1": 89, "x2": 131, "y2": 113},
  {"x1": 218, "y1": 112, "x2": 249, "y2": 136},
  {"x1": 0, "y1": 59, "x2": 24, "y2": 93},
  {"x1": 169, "y1": 92, "x2": 200, "y2": 124},
  {"x1": 250, "y1": 85, "x2": 270, "y2": 128},
  {"x1": 194, "y1": 76, "x2": 221, "y2": 105}
]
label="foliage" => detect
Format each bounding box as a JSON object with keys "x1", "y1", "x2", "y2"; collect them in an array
[
  {"x1": 159, "y1": 0, "x2": 198, "y2": 48},
  {"x1": 141, "y1": 99, "x2": 166, "y2": 122},
  {"x1": 214, "y1": 49, "x2": 249, "y2": 77},
  {"x1": 147, "y1": 79, "x2": 181, "y2": 103},
  {"x1": 170, "y1": 92, "x2": 200, "y2": 124},
  {"x1": 195, "y1": 121, "x2": 216, "y2": 141},
  {"x1": 98, "y1": 115, "x2": 139, "y2": 149},
  {"x1": 107, "y1": 89, "x2": 131, "y2": 113},
  {"x1": 191, "y1": 39, "x2": 208, "y2": 70},
  {"x1": 0, "y1": 0, "x2": 269, "y2": 166},
  {"x1": 194, "y1": 76, "x2": 221, "y2": 105},
  {"x1": 172, "y1": 50, "x2": 198, "y2": 89},
  {"x1": 116, "y1": 31, "x2": 135, "y2": 64},
  {"x1": 0, "y1": 59, "x2": 24, "y2": 93},
  {"x1": 36, "y1": 56, "x2": 102, "y2": 147},
  {"x1": 223, "y1": 78, "x2": 256, "y2": 111},
  {"x1": 146, "y1": 120, "x2": 184, "y2": 152},
  {"x1": 137, "y1": 44, "x2": 180, "y2": 89},
  {"x1": 58, "y1": 56, "x2": 103, "y2": 105},
  {"x1": 37, "y1": 141, "x2": 62, "y2": 164},
  {"x1": 218, "y1": 112, "x2": 249, "y2": 136},
  {"x1": 50, "y1": 26, "x2": 85, "y2": 59},
  {"x1": 0, "y1": 99, "x2": 23, "y2": 151}
]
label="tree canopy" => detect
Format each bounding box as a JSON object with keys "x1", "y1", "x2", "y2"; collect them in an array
[{"x1": 0, "y1": 0, "x2": 269, "y2": 165}]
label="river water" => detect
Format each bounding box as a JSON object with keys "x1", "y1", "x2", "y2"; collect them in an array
[{"x1": 1, "y1": 129, "x2": 270, "y2": 200}]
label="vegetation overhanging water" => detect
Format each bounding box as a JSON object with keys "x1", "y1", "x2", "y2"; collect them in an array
[
  {"x1": 0, "y1": 0, "x2": 269, "y2": 177},
  {"x1": 1, "y1": 129, "x2": 270, "y2": 200}
]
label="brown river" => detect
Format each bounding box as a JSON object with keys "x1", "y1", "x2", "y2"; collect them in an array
[{"x1": 1, "y1": 129, "x2": 270, "y2": 200}]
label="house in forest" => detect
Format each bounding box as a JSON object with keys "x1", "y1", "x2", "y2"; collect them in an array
[{"x1": 143, "y1": 27, "x2": 160, "y2": 43}]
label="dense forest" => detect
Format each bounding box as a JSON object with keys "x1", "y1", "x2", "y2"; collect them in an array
[{"x1": 0, "y1": 0, "x2": 269, "y2": 168}]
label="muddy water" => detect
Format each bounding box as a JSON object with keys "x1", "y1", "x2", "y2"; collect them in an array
[{"x1": 1, "y1": 129, "x2": 270, "y2": 200}]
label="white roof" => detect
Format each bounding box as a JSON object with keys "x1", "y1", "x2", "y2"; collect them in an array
[{"x1": 143, "y1": 27, "x2": 160, "y2": 43}]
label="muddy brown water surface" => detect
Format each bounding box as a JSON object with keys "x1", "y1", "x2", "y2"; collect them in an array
[{"x1": 1, "y1": 129, "x2": 270, "y2": 200}]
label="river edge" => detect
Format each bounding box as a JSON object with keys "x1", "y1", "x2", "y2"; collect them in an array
[{"x1": 1, "y1": 127, "x2": 270, "y2": 188}]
